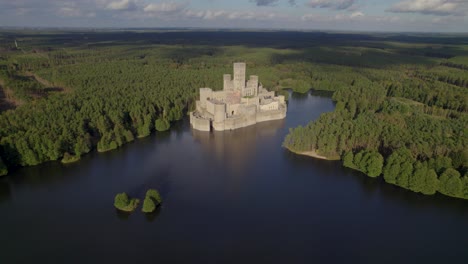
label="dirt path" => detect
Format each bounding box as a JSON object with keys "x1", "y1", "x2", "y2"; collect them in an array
[
  {"x1": 25, "y1": 71, "x2": 72, "y2": 93},
  {"x1": 0, "y1": 84, "x2": 18, "y2": 111}
]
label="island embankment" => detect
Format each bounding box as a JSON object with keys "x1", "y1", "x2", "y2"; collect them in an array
[{"x1": 285, "y1": 146, "x2": 340, "y2": 161}]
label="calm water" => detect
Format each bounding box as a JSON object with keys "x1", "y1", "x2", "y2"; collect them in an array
[{"x1": 1, "y1": 91, "x2": 467, "y2": 264}]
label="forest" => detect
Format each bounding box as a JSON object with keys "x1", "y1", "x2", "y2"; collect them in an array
[{"x1": 0, "y1": 30, "x2": 467, "y2": 199}]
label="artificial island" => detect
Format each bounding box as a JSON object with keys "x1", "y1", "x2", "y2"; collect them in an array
[{"x1": 190, "y1": 63, "x2": 287, "y2": 131}]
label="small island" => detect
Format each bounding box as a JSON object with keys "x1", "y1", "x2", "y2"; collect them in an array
[
  {"x1": 113, "y1": 189, "x2": 162, "y2": 213},
  {"x1": 114, "y1": 192, "x2": 140, "y2": 212},
  {"x1": 142, "y1": 189, "x2": 162, "y2": 213}
]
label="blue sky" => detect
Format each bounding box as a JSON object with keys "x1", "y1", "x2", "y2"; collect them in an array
[{"x1": 0, "y1": 0, "x2": 466, "y2": 32}]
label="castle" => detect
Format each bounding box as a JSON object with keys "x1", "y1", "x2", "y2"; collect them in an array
[{"x1": 190, "y1": 63, "x2": 287, "y2": 131}]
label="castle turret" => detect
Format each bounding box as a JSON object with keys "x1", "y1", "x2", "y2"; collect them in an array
[
  {"x1": 233, "y1": 62, "x2": 246, "y2": 92},
  {"x1": 247, "y1": 75, "x2": 259, "y2": 96},
  {"x1": 213, "y1": 103, "x2": 226, "y2": 123},
  {"x1": 223, "y1": 74, "x2": 232, "y2": 90}
]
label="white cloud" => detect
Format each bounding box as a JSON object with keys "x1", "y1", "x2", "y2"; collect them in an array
[
  {"x1": 58, "y1": 7, "x2": 82, "y2": 17},
  {"x1": 185, "y1": 9, "x2": 284, "y2": 21},
  {"x1": 350, "y1": 11, "x2": 364, "y2": 18},
  {"x1": 106, "y1": 0, "x2": 138, "y2": 11},
  {"x1": 143, "y1": 2, "x2": 187, "y2": 14},
  {"x1": 301, "y1": 11, "x2": 364, "y2": 22},
  {"x1": 387, "y1": 0, "x2": 467, "y2": 16},
  {"x1": 185, "y1": 10, "x2": 227, "y2": 20}
]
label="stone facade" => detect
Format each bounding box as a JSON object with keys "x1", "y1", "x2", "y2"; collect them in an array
[{"x1": 190, "y1": 63, "x2": 287, "y2": 131}]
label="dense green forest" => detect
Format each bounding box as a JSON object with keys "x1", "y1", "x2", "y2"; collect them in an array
[
  {"x1": 0, "y1": 30, "x2": 466, "y2": 199},
  {"x1": 281, "y1": 35, "x2": 468, "y2": 200}
]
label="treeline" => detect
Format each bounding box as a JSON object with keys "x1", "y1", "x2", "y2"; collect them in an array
[{"x1": 440, "y1": 61, "x2": 468, "y2": 71}]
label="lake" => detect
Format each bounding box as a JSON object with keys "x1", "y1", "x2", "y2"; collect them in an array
[{"x1": 0, "y1": 91, "x2": 467, "y2": 264}]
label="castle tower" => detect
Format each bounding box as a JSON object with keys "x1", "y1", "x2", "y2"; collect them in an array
[
  {"x1": 248, "y1": 75, "x2": 259, "y2": 96},
  {"x1": 233, "y1": 62, "x2": 246, "y2": 92},
  {"x1": 223, "y1": 74, "x2": 232, "y2": 90}
]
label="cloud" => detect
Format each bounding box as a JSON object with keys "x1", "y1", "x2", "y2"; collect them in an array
[
  {"x1": 185, "y1": 9, "x2": 284, "y2": 21},
  {"x1": 350, "y1": 11, "x2": 364, "y2": 18},
  {"x1": 387, "y1": 0, "x2": 467, "y2": 16},
  {"x1": 306, "y1": 0, "x2": 356, "y2": 10},
  {"x1": 250, "y1": 0, "x2": 297, "y2": 6},
  {"x1": 250, "y1": 0, "x2": 279, "y2": 6},
  {"x1": 185, "y1": 10, "x2": 227, "y2": 20},
  {"x1": 106, "y1": 0, "x2": 138, "y2": 11},
  {"x1": 301, "y1": 11, "x2": 368, "y2": 23},
  {"x1": 58, "y1": 7, "x2": 82, "y2": 17},
  {"x1": 143, "y1": 2, "x2": 188, "y2": 14}
]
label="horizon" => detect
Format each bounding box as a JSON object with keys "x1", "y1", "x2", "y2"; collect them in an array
[
  {"x1": 1, "y1": 26, "x2": 468, "y2": 35},
  {"x1": 0, "y1": 1, "x2": 466, "y2": 33}
]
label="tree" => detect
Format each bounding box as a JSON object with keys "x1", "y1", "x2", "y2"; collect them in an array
[
  {"x1": 146, "y1": 189, "x2": 162, "y2": 204},
  {"x1": 409, "y1": 162, "x2": 426, "y2": 193},
  {"x1": 142, "y1": 197, "x2": 156, "y2": 213},
  {"x1": 462, "y1": 174, "x2": 468, "y2": 199},
  {"x1": 383, "y1": 148, "x2": 414, "y2": 188},
  {"x1": 343, "y1": 151, "x2": 355, "y2": 169},
  {"x1": 155, "y1": 118, "x2": 170, "y2": 132},
  {"x1": 142, "y1": 189, "x2": 162, "y2": 213},
  {"x1": 421, "y1": 169, "x2": 439, "y2": 195},
  {"x1": 114, "y1": 192, "x2": 129, "y2": 209},
  {"x1": 438, "y1": 168, "x2": 463, "y2": 198},
  {"x1": 0, "y1": 157, "x2": 8, "y2": 176},
  {"x1": 114, "y1": 192, "x2": 140, "y2": 212},
  {"x1": 361, "y1": 151, "x2": 384, "y2": 177}
]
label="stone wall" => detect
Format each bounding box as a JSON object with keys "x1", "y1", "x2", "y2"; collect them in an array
[
  {"x1": 206, "y1": 100, "x2": 215, "y2": 115},
  {"x1": 199, "y1": 88, "x2": 213, "y2": 108},
  {"x1": 256, "y1": 107, "x2": 287, "y2": 123},
  {"x1": 214, "y1": 103, "x2": 226, "y2": 123},
  {"x1": 190, "y1": 112, "x2": 211, "y2": 132},
  {"x1": 260, "y1": 101, "x2": 279, "y2": 111},
  {"x1": 227, "y1": 103, "x2": 241, "y2": 117},
  {"x1": 212, "y1": 91, "x2": 226, "y2": 102}
]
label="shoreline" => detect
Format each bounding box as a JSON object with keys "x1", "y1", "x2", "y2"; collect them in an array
[{"x1": 286, "y1": 147, "x2": 339, "y2": 161}]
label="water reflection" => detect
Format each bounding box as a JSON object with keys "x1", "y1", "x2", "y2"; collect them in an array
[{"x1": 191, "y1": 119, "x2": 285, "y2": 171}]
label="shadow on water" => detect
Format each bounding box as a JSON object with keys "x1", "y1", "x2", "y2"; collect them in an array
[
  {"x1": 0, "y1": 178, "x2": 11, "y2": 204},
  {"x1": 144, "y1": 206, "x2": 162, "y2": 222},
  {"x1": 290, "y1": 91, "x2": 309, "y2": 101},
  {"x1": 285, "y1": 148, "x2": 468, "y2": 214},
  {"x1": 310, "y1": 89, "x2": 334, "y2": 98},
  {"x1": 115, "y1": 206, "x2": 162, "y2": 222},
  {"x1": 115, "y1": 209, "x2": 131, "y2": 221}
]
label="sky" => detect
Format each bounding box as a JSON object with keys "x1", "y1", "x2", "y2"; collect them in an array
[{"x1": 0, "y1": 0, "x2": 466, "y2": 32}]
